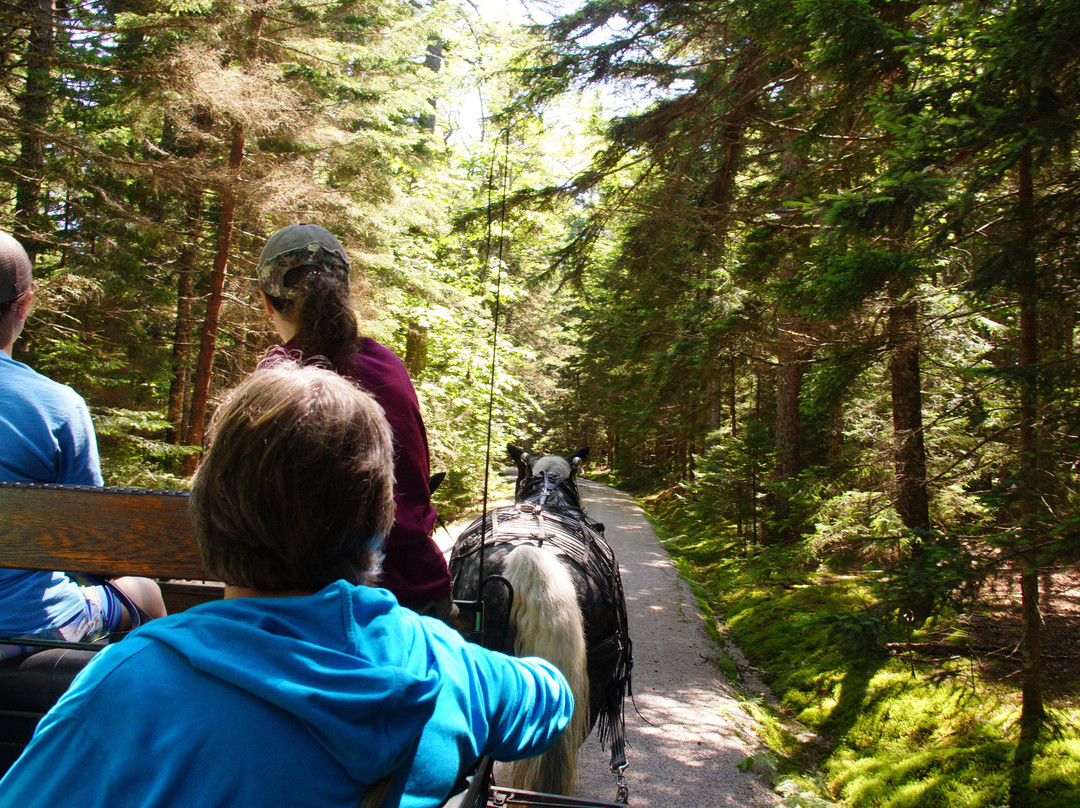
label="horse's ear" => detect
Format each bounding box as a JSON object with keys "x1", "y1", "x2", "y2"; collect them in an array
[
  {"x1": 428, "y1": 471, "x2": 446, "y2": 496},
  {"x1": 508, "y1": 445, "x2": 530, "y2": 495}
]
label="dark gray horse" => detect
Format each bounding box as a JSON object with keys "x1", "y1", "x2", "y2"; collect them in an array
[{"x1": 448, "y1": 446, "x2": 632, "y2": 795}]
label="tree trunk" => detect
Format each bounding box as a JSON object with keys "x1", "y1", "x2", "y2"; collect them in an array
[
  {"x1": 750, "y1": 370, "x2": 763, "y2": 543},
  {"x1": 677, "y1": 433, "x2": 690, "y2": 480},
  {"x1": 703, "y1": 361, "x2": 723, "y2": 438},
  {"x1": 404, "y1": 321, "x2": 429, "y2": 377},
  {"x1": 774, "y1": 346, "x2": 802, "y2": 483},
  {"x1": 14, "y1": 0, "x2": 53, "y2": 256},
  {"x1": 828, "y1": 401, "x2": 844, "y2": 463},
  {"x1": 420, "y1": 39, "x2": 442, "y2": 134},
  {"x1": 765, "y1": 124, "x2": 811, "y2": 544},
  {"x1": 183, "y1": 123, "x2": 245, "y2": 473},
  {"x1": 1016, "y1": 143, "x2": 1044, "y2": 739},
  {"x1": 729, "y1": 351, "x2": 738, "y2": 436},
  {"x1": 766, "y1": 337, "x2": 805, "y2": 543},
  {"x1": 181, "y1": 11, "x2": 265, "y2": 474},
  {"x1": 166, "y1": 189, "x2": 203, "y2": 445},
  {"x1": 888, "y1": 297, "x2": 930, "y2": 531}
]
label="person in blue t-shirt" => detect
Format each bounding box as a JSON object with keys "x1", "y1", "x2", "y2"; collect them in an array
[
  {"x1": 0, "y1": 362, "x2": 573, "y2": 808},
  {"x1": 0, "y1": 230, "x2": 165, "y2": 652}
]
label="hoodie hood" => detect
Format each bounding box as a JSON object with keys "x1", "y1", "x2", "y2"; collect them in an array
[{"x1": 133, "y1": 582, "x2": 440, "y2": 784}]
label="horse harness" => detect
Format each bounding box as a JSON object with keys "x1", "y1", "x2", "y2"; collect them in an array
[{"x1": 451, "y1": 473, "x2": 632, "y2": 800}]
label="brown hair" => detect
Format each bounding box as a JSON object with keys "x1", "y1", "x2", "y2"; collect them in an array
[
  {"x1": 190, "y1": 363, "x2": 395, "y2": 592},
  {"x1": 0, "y1": 289, "x2": 31, "y2": 348},
  {"x1": 268, "y1": 269, "x2": 360, "y2": 374}
]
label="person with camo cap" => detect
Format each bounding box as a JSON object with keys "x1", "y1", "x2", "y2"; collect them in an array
[
  {"x1": 0, "y1": 230, "x2": 165, "y2": 652},
  {"x1": 254, "y1": 223, "x2": 455, "y2": 621}
]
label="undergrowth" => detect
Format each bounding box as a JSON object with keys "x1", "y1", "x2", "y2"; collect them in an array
[{"x1": 640, "y1": 490, "x2": 1080, "y2": 808}]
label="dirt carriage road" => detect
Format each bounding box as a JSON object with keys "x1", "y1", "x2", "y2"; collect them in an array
[{"x1": 439, "y1": 479, "x2": 779, "y2": 808}]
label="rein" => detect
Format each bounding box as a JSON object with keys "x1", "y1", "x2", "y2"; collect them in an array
[
  {"x1": 452, "y1": 127, "x2": 515, "y2": 641},
  {"x1": 477, "y1": 130, "x2": 511, "y2": 584}
]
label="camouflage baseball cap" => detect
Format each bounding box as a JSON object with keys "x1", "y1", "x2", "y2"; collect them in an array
[
  {"x1": 256, "y1": 223, "x2": 351, "y2": 300},
  {"x1": 0, "y1": 230, "x2": 32, "y2": 305}
]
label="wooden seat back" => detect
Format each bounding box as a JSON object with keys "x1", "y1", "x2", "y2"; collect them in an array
[
  {"x1": 0, "y1": 481, "x2": 224, "y2": 772},
  {"x1": 0, "y1": 482, "x2": 224, "y2": 612}
]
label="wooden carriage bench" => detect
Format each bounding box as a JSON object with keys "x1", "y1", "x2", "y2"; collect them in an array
[{"x1": 0, "y1": 481, "x2": 219, "y2": 773}]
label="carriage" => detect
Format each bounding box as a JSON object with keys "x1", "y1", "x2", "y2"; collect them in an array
[{"x1": 0, "y1": 449, "x2": 632, "y2": 807}]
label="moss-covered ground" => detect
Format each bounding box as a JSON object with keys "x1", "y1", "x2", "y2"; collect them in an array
[{"x1": 638, "y1": 490, "x2": 1080, "y2": 808}]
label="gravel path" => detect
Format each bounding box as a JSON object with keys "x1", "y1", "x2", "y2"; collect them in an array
[{"x1": 439, "y1": 478, "x2": 779, "y2": 808}]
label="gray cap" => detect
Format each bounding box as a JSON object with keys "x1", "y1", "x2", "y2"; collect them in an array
[
  {"x1": 256, "y1": 223, "x2": 351, "y2": 300},
  {"x1": 0, "y1": 231, "x2": 32, "y2": 305}
]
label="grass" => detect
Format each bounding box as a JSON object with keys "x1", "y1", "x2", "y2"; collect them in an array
[{"x1": 639, "y1": 491, "x2": 1080, "y2": 808}]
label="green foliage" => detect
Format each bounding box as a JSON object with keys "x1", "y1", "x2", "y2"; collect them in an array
[
  {"x1": 4, "y1": 10, "x2": 1080, "y2": 806},
  {"x1": 783, "y1": 249, "x2": 923, "y2": 319},
  {"x1": 688, "y1": 421, "x2": 772, "y2": 530},
  {"x1": 872, "y1": 533, "x2": 986, "y2": 623},
  {"x1": 1, "y1": 0, "x2": 572, "y2": 508},
  {"x1": 92, "y1": 408, "x2": 196, "y2": 489},
  {"x1": 414, "y1": 311, "x2": 542, "y2": 511},
  {"x1": 819, "y1": 611, "x2": 888, "y2": 656},
  {"x1": 805, "y1": 491, "x2": 905, "y2": 569}
]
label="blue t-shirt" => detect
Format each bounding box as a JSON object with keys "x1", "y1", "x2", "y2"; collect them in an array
[
  {"x1": 0, "y1": 351, "x2": 103, "y2": 633},
  {"x1": 0, "y1": 583, "x2": 574, "y2": 808}
]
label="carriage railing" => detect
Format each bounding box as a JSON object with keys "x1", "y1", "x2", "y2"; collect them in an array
[{"x1": 448, "y1": 756, "x2": 627, "y2": 808}]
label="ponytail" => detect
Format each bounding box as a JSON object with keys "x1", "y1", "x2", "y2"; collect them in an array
[{"x1": 268, "y1": 268, "x2": 360, "y2": 374}]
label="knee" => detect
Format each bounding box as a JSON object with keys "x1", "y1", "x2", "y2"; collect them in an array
[{"x1": 113, "y1": 577, "x2": 168, "y2": 621}]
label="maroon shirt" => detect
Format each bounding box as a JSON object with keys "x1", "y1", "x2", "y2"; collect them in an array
[{"x1": 261, "y1": 337, "x2": 451, "y2": 608}]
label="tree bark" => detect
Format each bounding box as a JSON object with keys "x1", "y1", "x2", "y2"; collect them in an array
[
  {"x1": 14, "y1": 0, "x2": 54, "y2": 257},
  {"x1": 767, "y1": 335, "x2": 806, "y2": 543},
  {"x1": 1016, "y1": 143, "x2": 1044, "y2": 739},
  {"x1": 166, "y1": 189, "x2": 203, "y2": 445},
  {"x1": 183, "y1": 122, "x2": 245, "y2": 473},
  {"x1": 704, "y1": 362, "x2": 723, "y2": 436},
  {"x1": 182, "y1": 11, "x2": 265, "y2": 474},
  {"x1": 888, "y1": 297, "x2": 930, "y2": 531},
  {"x1": 729, "y1": 351, "x2": 738, "y2": 436},
  {"x1": 750, "y1": 369, "x2": 763, "y2": 543},
  {"x1": 404, "y1": 321, "x2": 429, "y2": 377},
  {"x1": 420, "y1": 38, "x2": 442, "y2": 134}
]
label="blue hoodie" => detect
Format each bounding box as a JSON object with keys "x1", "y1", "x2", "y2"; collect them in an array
[{"x1": 0, "y1": 582, "x2": 573, "y2": 808}]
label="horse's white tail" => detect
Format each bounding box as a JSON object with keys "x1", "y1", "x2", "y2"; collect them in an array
[{"x1": 502, "y1": 545, "x2": 588, "y2": 795}]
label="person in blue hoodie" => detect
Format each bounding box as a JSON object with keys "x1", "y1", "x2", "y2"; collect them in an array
[{"x1": 0, "y1": 362, "x2": 573, "y2": 808}]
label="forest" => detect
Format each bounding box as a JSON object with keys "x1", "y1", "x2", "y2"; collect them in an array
[{"x1": 2, "y1": 0, "x2": 1079, "y2": 806}]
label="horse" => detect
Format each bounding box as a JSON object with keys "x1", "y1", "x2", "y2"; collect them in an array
[{"x1": 448, "y1": 445, "x2": 632, "y2": 796}]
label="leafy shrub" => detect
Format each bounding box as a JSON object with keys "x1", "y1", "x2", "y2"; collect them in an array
[
  {"x1": 94, "y1": 407, "x2": 195, "y2": 489},
  {"x1": 819, "y1": 611, "x2": 889, "y2": 654},
  {"x1": 804, "y1": 490, "x2": 906, "y2": 571}
]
